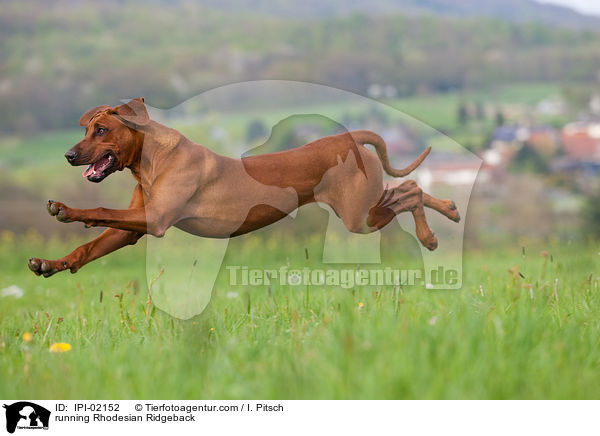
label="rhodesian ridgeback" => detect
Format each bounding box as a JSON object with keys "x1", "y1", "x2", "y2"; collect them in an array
[{"x1": 28, "y1": 98, "x2": 460, "y2": 277}]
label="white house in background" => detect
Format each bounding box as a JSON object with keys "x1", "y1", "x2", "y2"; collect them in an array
[
  {"x1": 536, "y1": 96, "x2": 566, "y2": 116},
  {"x1": 589, "y1": 95, "x2": 600, "y2": 116},
  {"x1": 482, "y1": 148, "x2": 502, "y2": 166}
]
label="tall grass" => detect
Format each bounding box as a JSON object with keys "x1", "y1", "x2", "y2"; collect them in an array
[{"x1": 1, "y1": 231, "x2": 599, "y2": 399}]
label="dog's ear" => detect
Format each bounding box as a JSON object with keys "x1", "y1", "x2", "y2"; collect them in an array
[
  {"x1": 111, "y1": 97, "x2": 149, "y2": 127},
  {"x1": 79, "y1": 105, "x2": 112, "y2": 126}
]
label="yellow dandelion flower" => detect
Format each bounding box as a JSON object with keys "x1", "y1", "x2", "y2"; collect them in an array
[
  {"x1": 49, "y1": 342, "x2": 71, "y2": 353},
  {"x1": 358, "y1": 302, "x2": 364, "y2": 308},
  {"x1": 210, "y1": 327, "x2": 215, "y2": 331},
  {"x1": 22, "y1": 332, "x2": 33, "y2": 343}
]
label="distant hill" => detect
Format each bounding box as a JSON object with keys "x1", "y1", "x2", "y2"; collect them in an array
[
  {"x1": 198, "y1": 0, "x2": 600, "y2": 29},
  {"x1": 2, "y1": 0, "x2": 600, "y2": 133}
]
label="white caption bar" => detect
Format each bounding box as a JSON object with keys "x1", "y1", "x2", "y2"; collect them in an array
[{"x1": 0, "y1": 400, "x2": 597, "y2": 435}]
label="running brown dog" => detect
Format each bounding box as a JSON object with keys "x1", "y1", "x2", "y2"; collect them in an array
[{"x1": 28, "y1": 98, "x2": 460, "y2": 277}]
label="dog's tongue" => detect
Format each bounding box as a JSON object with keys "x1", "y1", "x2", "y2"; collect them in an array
[
  {"x1": 82, "y1": 155, "x2": 112, "y2": 178},
  {"x1": 82, "y1": 164, "x2": 95, "y2": 178}
]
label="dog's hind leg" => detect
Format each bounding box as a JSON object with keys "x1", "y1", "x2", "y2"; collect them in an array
[
  {"x1": 367, "y1": 180, "x2": 438, "y2": 250},
  {"x1": 391, "y1": 182, "x2": 460, "y2": 223},
  {"x1": 423, "y1": 193, "x2": 460, "y2": 223}
]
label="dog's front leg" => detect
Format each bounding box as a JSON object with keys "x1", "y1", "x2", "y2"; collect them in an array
[
  {"x1": 46, "y1": 165, "x2": 201, "y2": 239},
  {"x1": 28, "y1": 228, "x2": 144, "y2": 277},
  {"x1": 29, "y1": 184, "x2": 147, "y2": 277},
  {"x1": 45, "y1": 174, "x2": 196, "y2": 237},
  {"x1": 47, "y1": 200, "x2": 152, "y2": 232},
  {"x1": 46, "y1": 201, "x2": 179, "y2": 237}
]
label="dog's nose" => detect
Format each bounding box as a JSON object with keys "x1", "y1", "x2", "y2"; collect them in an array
[{"x1": 64, "y1": 150, "x2": 78, "y2": 163}]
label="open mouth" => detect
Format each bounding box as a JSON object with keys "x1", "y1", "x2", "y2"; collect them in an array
[{"x1": 82, "y1": 151, "x2": 117, "y2": 182}]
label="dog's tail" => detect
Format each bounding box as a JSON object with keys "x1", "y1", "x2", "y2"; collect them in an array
[{"x1": 350, "y1": 130, "x2": 431, "y2": 178}]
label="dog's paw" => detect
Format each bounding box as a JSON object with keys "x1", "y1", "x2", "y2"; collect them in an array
[
  {"x1": 445, "y1": 200, "x2": 461, "y2": 223},
  {"x1": 47, "y1": 200, "x2": 72, "y2": 223},
  {"x1": 28, "y1": 257, "x2": 69, "y2": 277},
  {"x1": 421, "y1": 232, "x2": 438, "y2": 251}
]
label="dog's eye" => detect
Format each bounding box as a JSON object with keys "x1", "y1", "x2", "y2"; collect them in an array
[{"x1": 96, "y1": 127, "x2": 107, "y2": 135}]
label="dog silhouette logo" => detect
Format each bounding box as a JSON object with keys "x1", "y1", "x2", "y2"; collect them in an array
[{"x1": 2, "y1": 402, "x2": 50, "y2": 433}]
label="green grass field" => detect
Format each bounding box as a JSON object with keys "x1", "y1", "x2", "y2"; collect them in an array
[
  {"x1": 2, "y1": 81, "x2": 595, "y2": 399},
  {"x1": 1, "y1": 231, "x2": 599, "y2": 399}
]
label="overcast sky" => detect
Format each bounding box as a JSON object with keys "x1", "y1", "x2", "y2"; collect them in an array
[{"x1": 537, "y1": 0, "x2": 600, "y2": 16}]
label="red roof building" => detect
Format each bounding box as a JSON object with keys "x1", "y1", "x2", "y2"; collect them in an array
[{"x1": 561, "y1": 122, "x2": 600, "y2": 162}]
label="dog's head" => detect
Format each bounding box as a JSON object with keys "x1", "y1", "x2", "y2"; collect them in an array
[{"x1": 66, "y1": 97, "x2": 149, "y2": 183}]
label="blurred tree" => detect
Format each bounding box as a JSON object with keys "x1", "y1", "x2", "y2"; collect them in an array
[
  {"x1": 495, "y1": 109, "x2": 505, "y2": 126},
  {"x1": 561, "y1": 84, "x2": 593, "y2": 113},
  {"x1": 508, "y1": 143, "x2": 548, "y2": 174},
  {"x1": 3, "y1": 2, "x2": 600, "y2": 133},
  {"x1": 368, "y1": 105, "x2": 389, "y2": 126},
  {"x1": 340, "y1": 112, "x2": 354, "y2": 128},
  {"x1": 583, "y1": 186, "x2": 600, "y2": 239},
  {"x1": 475, "y1": 101, "x2": 485, "y2": 120},
  {"x1": 457, "y1": 102, "x2": 468, "y2": 126},
  {"x1": 246, "y1": 120, "x2": 268, "y2": 143}
]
